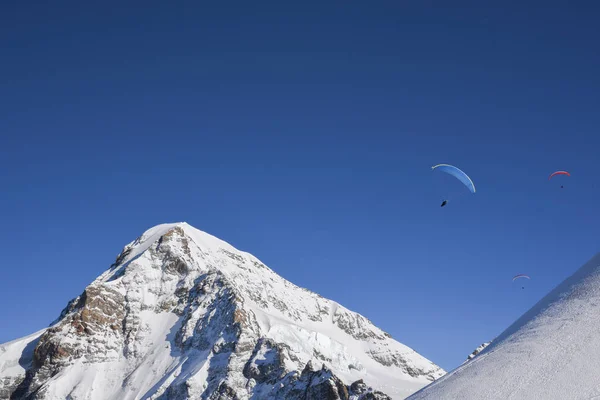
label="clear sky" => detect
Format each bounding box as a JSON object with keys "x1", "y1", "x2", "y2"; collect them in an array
[{"x1": 1, "y1": 1, "x2": 599, "y2": 371}]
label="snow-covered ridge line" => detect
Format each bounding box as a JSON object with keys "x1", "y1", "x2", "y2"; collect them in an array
[{"x1": 408, "y1": 252, "x2": 600, "y2": 400}]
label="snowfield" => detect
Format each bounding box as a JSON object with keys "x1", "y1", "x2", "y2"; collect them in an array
[{"x1": 408, "y1": 252, "x2": 600, "y2": 400}]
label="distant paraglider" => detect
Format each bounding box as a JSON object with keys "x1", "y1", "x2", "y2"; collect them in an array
[
  {"x1": 513, "y1": 274, "x2": 531, "y2": 289},
  {"x1": 549, "y1": 170, "x2": 570, "y2": 188},
  {"x1": 432, "y1": 164, "x2": 475, "y2": 207}
]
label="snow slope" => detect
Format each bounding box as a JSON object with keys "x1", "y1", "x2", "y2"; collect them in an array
[
  {"x1": 0, "y1": 222, "x2": 444, "y2": 400},
  {"x1": 0, "y1": 329, "x2": 46, "y2": 399},
  {"x1": 408, "y1": 252, "x2": 600, "y2": 400}
]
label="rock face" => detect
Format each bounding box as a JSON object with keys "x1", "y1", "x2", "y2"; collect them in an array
[{"x1": 0, "y1": 222, "x2": 444, "y2": 400}]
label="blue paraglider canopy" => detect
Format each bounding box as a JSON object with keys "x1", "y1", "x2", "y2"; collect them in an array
[{"x1": 431, "y1": 164, "x2": 476, "y2": 194}]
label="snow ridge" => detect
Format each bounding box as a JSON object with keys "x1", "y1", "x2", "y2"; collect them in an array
[
  {"x1": 408, "y1": 253, "x2": 600, "y2": 400},
  {"x1": 0, "y1": 222, "x2": 444, "y2": 399}
]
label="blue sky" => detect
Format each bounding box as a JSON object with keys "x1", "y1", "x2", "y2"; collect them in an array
[{"x1": 1, "y1": 2, "x2": 599, "y2": 371}]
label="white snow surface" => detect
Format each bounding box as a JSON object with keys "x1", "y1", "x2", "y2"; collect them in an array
[
  {"x1": 0, "y1": 222, "x2": 443, "y2": 399},
  {"x1": 408, "y1": 252, "x2": 600, "y2": 400},
  {"x1": 0, "y1": 329, "x2": 46, "y2": 380}
]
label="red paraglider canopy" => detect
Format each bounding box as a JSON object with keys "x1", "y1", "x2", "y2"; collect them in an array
[{"x1": 549, "y1": 171, "x2": 570, "y2": 180}]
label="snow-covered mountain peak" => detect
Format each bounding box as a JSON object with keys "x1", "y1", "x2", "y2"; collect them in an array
[
  {"x1": 1, "y1": 222, "x2": 444, "y2": 399},
  {"x1": 109, "y1": 223, "x2": 397, "y2": 341}
]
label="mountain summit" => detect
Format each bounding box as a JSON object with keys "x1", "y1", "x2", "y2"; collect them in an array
[
  {"x1": 0, "y1": 222, "x2": 443, "y2": 400},
  {"x1": 408, "y1": 253, "x2": 600, "y2": 400}
]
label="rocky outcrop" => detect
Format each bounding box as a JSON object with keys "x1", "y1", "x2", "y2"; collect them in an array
[
  {"x1": 247, "y1": 363, "x2": 393, "y2": 400},
  {"x1": 464, "y1": 341, "x2": 492, "y2": 363},
  {"x1": 367, "y1": 349, "x2": 440, "y2": 381},
  {"x1": 333, "y1": 309, "x2": 388, "y2": 341},
  {"x1": 1, "y1": 376, "x2": 24, "y2": 400},
  {"x1": 10, "y1": 284, "x2": 126, "y2": 398}
]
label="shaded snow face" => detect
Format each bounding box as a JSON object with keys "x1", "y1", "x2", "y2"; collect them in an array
[
  {"x1": 0, "y1": 222, "x2": 444, "y2": 400},
  {"x1": 408, "y1": 253, "x2": 600, "y2": 400}
]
